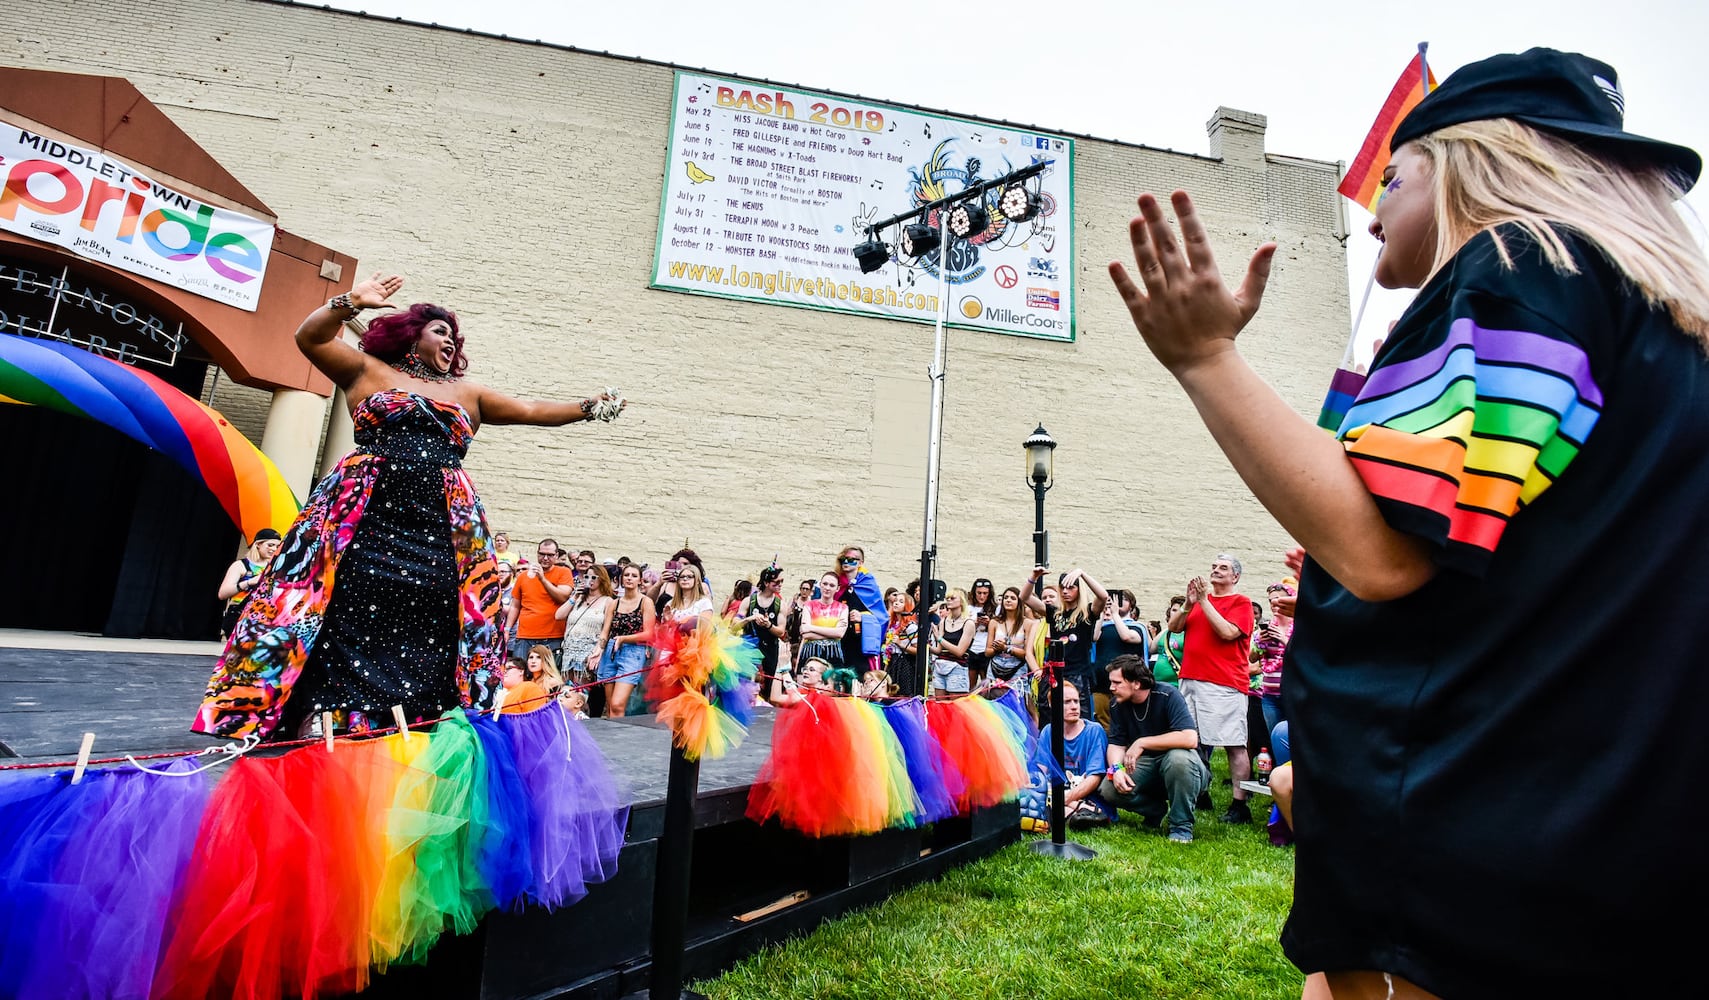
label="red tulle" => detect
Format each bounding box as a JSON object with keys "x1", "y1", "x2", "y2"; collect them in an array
[
  {"x1": 643, "y1": 625, "x2": 688, "y2": 705},
  {"x1": 747, "y1": 692, "x2": 881, "y2": 836},
  {"x1": 926, "y1": 698, "x2": 1020, "y2": 813},
  {"x1": 153, "y1": 742, "x2": 402, "y2": 1000}
]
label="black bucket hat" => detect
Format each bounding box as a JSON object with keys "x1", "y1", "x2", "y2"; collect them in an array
[{"x1": 1391, "y1": 47, "x2": 1700, "y2": 192}]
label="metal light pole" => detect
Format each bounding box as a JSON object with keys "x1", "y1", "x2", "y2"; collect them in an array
[
  {"x1": 1024, "y1": 425, "x2": 1094, "y2": 861},
  {"x1": 912, "y1": 216, "x2": 953, "y2": 698},
  {"x1": 853, "y1": 159, "x2": 1055, "y2": 700}
]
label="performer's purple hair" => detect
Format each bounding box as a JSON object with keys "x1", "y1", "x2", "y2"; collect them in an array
[{"x1": 360, "y1": 303, "x2": 468, "y2": 377}]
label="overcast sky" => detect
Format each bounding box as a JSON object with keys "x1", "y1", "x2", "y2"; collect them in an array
[{"x1": 332, "y1": 0, "x2": 1708, "y2": 363}]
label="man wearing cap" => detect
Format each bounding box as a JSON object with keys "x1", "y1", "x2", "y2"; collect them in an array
[
  {"x1": 1108, "y1": 45, "x2": 1708, "y2": 999},
  {"x1": 216, "y1": 529, "x2": 281, "y2": 640}
]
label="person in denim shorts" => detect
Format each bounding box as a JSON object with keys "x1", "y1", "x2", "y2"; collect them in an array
[{"x1": 594, "y1": 562, "x2": 655, "y2": 718}]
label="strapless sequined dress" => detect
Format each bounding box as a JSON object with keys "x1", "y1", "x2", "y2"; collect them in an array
[{"x1": 193, "y1": 390, "x2": 504, "y2": 739}]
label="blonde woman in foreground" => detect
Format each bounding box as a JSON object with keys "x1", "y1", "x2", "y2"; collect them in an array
[{"x1": 1108, "y1": 48, "x2": 1708, "y2": 1000}]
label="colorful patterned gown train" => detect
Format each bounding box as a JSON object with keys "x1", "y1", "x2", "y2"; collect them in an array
[{"x1": 193, "y1": 390, "x2": 505, "y2": 739}]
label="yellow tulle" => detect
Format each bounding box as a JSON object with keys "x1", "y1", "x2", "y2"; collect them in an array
[
  {"x1": 656, "y1": 685, "x2": 748, "y2": 761},
  {"x1": 369, "y1": 729, "x2": 466, "y2": 970}
]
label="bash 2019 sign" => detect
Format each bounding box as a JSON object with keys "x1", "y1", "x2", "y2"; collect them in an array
[
  {"x1": 651, "y1": 72, "x2": 1075, "y2": 342},
  {"x1": 0, "y1": 126, "x2": 275, "y2": 312}
]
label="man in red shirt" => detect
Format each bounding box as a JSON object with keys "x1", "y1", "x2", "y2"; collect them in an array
[
  {"x1": 1166, "y1": 552, "x2": 1256, "y2": 824},
  {"x1": 507, "y1": 538, "x2": 575, "y2": 659}
]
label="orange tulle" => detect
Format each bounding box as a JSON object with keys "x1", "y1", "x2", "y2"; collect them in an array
[
  {"x1": 153, "y1": 741, "x2": 402, "y2": 1000},
  {"x1": 927, "y1": 698, "x2": 1025, "y2": 813},
  {"x1": 655, "y1": 686, "x2": 746, "y2": 761}
]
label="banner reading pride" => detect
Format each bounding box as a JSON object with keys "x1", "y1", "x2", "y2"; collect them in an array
[
  {"x1": 652, "y1": 72, "x2": 1075, "y2": 342},
  {"x1": 0, "y1": 124, "x2": 275, "y2": 311}
]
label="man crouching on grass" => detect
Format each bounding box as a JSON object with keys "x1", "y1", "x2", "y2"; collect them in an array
[{"x1": 1100, "y1": 654, "x2": 1211, "y2": 843}]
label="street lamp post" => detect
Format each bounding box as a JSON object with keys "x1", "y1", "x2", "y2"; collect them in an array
[{"x1": 1023, "y1": 424, "x2": 1095, "y2": 861}]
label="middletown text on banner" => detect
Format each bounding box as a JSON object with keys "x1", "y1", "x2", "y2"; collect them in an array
[{"x1": 0, "y1": 124, "x2": 275, "y2": 312}]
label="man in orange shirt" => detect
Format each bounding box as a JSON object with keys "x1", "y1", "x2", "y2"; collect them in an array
[
  {"x1": 507, "y1": 538, "x2": 575, "y2": 659},
  {"x1": 1166, "y1": 552, "x2": 1256, "y2": 825}
]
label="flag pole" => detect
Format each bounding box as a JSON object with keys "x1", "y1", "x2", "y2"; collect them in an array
[
  {"x1": 1343, "y1": 251, "x2": 1382, "y2": 369},
  {"x1": 1418, "y1": 42, "x2": 1431, "y2": 96}
]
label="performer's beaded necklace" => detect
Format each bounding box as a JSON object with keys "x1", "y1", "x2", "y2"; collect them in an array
[{"x1": 391, "y1": 351, "x2": 460, "y2": 384}]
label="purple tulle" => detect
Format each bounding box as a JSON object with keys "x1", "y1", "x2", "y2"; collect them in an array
[
  {"x1": 991, "y1": 688, "x2": 1039, "y2": 755},
  {"x1": 882, "y1": 700, "x2": 963, "y2": 824},
  {"x1": 501, "y1": 703, "x2": 628, "y2": 909},
  {"x1": 465, "y1": 712, "x2": 535, "y2": 911},
  {"x1": 13, "y1": 760, "x2": 210, "y2": 999}
]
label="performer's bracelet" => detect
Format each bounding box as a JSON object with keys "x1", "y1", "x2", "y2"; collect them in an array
[
  {"x1": 578, "y1": 397, "x2": 595, "y2": 417},
  {"x1": 329, "y1": 293, "x2": 362, "y2": 317}
]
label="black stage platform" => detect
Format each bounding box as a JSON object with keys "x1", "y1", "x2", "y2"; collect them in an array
[{"x1": 0, "y1": 647, "x2": 1020, "y2": 999}]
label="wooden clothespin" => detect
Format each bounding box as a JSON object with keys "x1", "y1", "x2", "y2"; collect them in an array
[
  {"x1": 322, "y1": 712, "x2": 335, "y2": 753},
  {"x1": 70, "y1": 732, "x2": 95, "y2": 785},
  {"x1": 391, "y1": 705, "x2": 410, "y2": 736}
]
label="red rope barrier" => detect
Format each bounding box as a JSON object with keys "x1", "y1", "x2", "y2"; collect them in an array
[{"x1": 0, "y1": 662, "x2": 655, "y2": 772}]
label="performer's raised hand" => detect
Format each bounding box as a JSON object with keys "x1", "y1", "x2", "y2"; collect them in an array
[
  {"x1": 349, "y1": 272, "x2": 403, "y2": 311},
  {"x1": 1107, "y1": 191, "x2": 1275, "y2": 375}
]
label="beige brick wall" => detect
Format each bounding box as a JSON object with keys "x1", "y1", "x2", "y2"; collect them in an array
[{"x1": 8, "y1": 0, "x2": 1352, "y2": 612}]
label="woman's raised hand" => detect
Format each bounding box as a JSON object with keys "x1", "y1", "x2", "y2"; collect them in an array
[
  {"x1": 350, "y1": 272, "x2": 404, "y2": 311},
  {"x1": 1107, "y1": 191, "x2": 1275, "y2": 375}
]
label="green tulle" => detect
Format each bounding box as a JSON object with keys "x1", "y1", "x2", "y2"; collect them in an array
[{"x1": 370, "y1": 723, "x2": 475, "y2": 969}]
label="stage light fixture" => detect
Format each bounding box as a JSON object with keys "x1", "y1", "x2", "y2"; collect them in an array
[
  {"x1": 999, "y1": 182, "x2": 1040, "y2": 222},
  {"x1": 853, "y1": 235, "x2": 890, "y2": 273},
  {"x1": 901, "y1": 223, "x2": 939, "y2": 257},
  {"x1": 946, "y1": 201, "x2": 989, "y2": 239}
]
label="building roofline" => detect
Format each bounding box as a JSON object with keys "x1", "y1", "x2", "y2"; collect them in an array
[{"x1": 262, "y1": 0, "x2": 1337, "y2": 171}]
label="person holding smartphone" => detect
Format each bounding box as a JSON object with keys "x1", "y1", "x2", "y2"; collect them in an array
[
  {"x1": 965, "y1": 578, "x2": 997, "y2": 688},
  {"x1": 741, "y1": 565, "x2": 787, "y2": 696},
  {"x1": 1249, "y1": 579, "x2": 1295, "y2": 738}
]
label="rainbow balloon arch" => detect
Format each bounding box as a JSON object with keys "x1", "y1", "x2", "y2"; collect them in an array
[{"x1": 0, "y1": 332, "x2": 299, "y2": 540}]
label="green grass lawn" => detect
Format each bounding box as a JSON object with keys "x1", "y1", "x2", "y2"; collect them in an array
[{"x1": 698, "y1": 779, "x2": 1301, "y2": 1000}]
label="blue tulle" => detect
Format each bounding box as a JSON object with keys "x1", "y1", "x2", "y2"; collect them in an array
[
  {"x1": 501, "y1": 703, "x2": 628, "y2": 909},
  {"x1": 715, "y1": 679, "x2": 758, "y2": 729},
  {"x1": 0, "y1": 768, "x2": 128, "y2": 998},
  {"x1": 882, "y1": 700, "x2": 961, "y2": 824},
  {"x1": 991, "y1": 688, "x2": 1040, "y2": 754},
  {"x1": 466, "y1": 712, "x2": 536, "y2": 912}
]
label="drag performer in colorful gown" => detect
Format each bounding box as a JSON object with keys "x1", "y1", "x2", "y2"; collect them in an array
[{"x1": 193, "y1": 273, "x2": 622, "y2": 739}]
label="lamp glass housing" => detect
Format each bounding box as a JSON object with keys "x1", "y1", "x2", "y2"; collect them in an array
[{"x1": 1023, "y1": 424, "x2": 1057, "y2": 485}]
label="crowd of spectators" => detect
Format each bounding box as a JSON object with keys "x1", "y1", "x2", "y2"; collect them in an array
[{"x1": 471, "y1": 537, "x2": 1296, "y2": 843}]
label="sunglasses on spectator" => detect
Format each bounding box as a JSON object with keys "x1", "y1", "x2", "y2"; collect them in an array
[{"x1": 840, "y1": 557, "x2": 859, "y2": 565}]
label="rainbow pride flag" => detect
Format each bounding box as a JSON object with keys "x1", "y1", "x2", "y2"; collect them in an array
[
  {"x1": 1319, "y1": 46, "x2": 1439, "y2": 432},
  {"x1": 1336, "y1": 48, "x2": 1438, "y2": 215}
]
